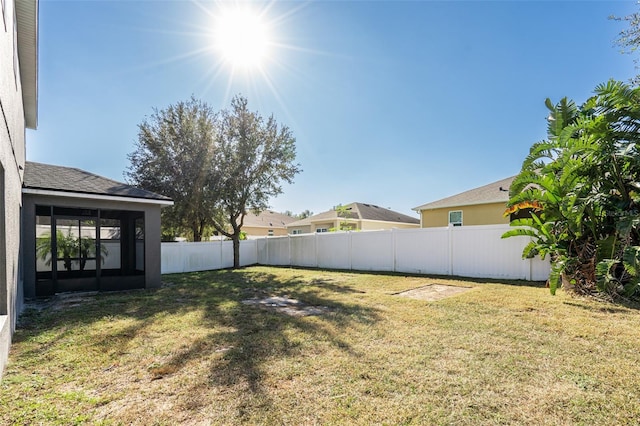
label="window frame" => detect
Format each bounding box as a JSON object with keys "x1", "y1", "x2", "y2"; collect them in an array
[{"x1": 448, "y1": 210, "x2": 463, "y2": 227}]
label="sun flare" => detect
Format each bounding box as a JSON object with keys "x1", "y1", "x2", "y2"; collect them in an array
[{"x1": 214, "y1": 7, "x2": 270, "y2": 69}]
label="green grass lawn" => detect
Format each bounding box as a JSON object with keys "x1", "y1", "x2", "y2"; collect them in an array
[{"x1": 2, "y1": 266, "x2": 640, "y2": 425}]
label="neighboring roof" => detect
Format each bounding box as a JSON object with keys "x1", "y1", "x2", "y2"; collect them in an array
[
  {"x1": 23, "y1": 161, "x2": 172, "y2": 202},
  {"x1": 243, "y1": 210, "x2": 297, "y2": 229},
  {"x1": 413, "y1": 176, "x2": 515, "y2": 211},
  {"x1": 287, "y1": 202, "x2": 419, "y2": 227},
  {"x1": 16, "y1": 0, "x2": 38, "y2": 129}
]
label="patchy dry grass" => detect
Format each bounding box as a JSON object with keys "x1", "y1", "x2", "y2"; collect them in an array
[{"x1": 2, "y1": 266, "x2": 640, "y2": 425}]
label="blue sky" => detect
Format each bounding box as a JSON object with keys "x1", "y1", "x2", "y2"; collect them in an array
[{"x1": 28, "y1": 0, "x2": 637, "y2": 217}]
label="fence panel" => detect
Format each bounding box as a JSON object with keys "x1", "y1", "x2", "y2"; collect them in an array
[
  {"x1": 451, "y1": 225, "x2": 530, "y2": 279},
  {"x1": 317, "y1": 232, "x2": 351, "y2": 270},
  {"x1": 531, "y1": 254, "x2": 551, "y2": 281},
  {"x1": 394, "y1": 228, "x2": 450, "y2": 275},
  {"x1": 290, "y1": 234, "x2": 317, "y2": 267},
  {"x1": 351, "y1": 231, "x2": 394, "y2": 272},
  {"x1": 161, "y1": 243, "x2": 183, "y2": 274},
  {"x1": 161, "y1": 242, "x2": 223, "y2": 274},
  {"x1": 162, "y1": 225, "x2": 551, "y2": 281},
  {"x1": 266, "y1": 236, "x2": 291, "y2": 265},
  {"x1": 256, "y1": 239, "x2": 268, "y2": 265},
  {"x1": 239, "y1": 239, "x2": 258, "y2": 266}
]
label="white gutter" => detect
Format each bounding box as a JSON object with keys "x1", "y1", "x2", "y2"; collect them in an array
[
  {"x1": 22, "y1": 188, "x2": 174, "y2": 206},
  {"x1": 16, "y1": 0, "x2": 39, "y2": 129}
]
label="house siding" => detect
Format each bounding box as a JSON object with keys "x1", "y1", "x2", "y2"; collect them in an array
[
  {"x1": 420, "y1": 202, "x2": 509, "y2": 228},
  {"x1": 0, "y1": 0, "x2": 28, "y2": 377},
  {"x1": 242, "y1": 226, "x2": 289, "y2": 238},
  {"x1": 360, "y1": 220, "x2": 419, "y2": 231},
  {"x1": 312, "y1": 221, "x2": 335, "y2": 232}
]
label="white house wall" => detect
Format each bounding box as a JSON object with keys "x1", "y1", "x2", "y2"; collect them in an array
[{"x1": 0, "y1": 0, "x2": 29, "y2": 378}]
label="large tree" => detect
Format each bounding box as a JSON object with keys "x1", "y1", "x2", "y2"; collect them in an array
[
  {"x1": 126, "y1": 97, "x2": 218, "y2": 242},
  {"x1": 207, "y1": 96, "x2": 301, "y2": 267},
  {"x1": 126, "y1": 95, "x2": 300, "y2": 267}
]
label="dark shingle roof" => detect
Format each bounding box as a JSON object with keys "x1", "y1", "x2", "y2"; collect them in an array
[
  {"x1": 23, "y1": 162, "x2": 172, "y2": 202},
  {"x1": 287, "y1": 202, "x2": 419, "y2": 227},
  {"x1": 413, "y1": 176, "x2": 515, "y2": 211},
  {"x1": 353, "y1": 203, "x2": 419, "y2": 223}
]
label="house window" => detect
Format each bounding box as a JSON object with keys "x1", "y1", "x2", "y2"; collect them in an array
[
  {"x1": 267, "y1": 229, "x2": 274, "y2": 236},
  {"x1": 448, "y1": 210, "x2": 463, "y2": 227},
  {"x1": 292, "y1": 229, "x2": 301, "y2": 235},
  {"x1": 316, "y1": 228, "x2": 328, "y2": 233}
]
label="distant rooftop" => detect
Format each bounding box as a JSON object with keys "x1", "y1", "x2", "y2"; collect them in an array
[
  {"x1": 23, "y1": 161, "x2": 172, "y2": 202},
  {"x1": 288, "y1": 202, "x2": 419, "y2": 227},
  {"x1": 243, "y1": 210, "x2": 297, "y2": 229},
  {"x1": 413, "y1": 176, "x2": 515, "y2": 211}
]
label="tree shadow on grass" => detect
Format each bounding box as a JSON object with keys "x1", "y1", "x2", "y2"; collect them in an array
[
  {"x1": 562, "y1": 299, "x2": 640, "y2": 313},
  {"x1": 10, "y1": 268, "x2": 382, "y2": 423},
  {"x1": 269, "y1": 265, "x2": 548, "y2": 289},
  {"x1": 154, "y1": 269, "x2": 382, "y2": 421}
]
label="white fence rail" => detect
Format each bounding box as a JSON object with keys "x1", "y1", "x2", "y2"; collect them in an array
[
  {"x1": 161, "y1": 240, "x2": 257, "y2": 274},
  {"x1": 162, "y1": 224, "x2": 550, "y2": 281}
]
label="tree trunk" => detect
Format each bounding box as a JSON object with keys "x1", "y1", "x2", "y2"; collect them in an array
[
  {"x1": 192, "y1": 222, "x2": 201, "y2": 242},
  {"x1": 232, "y1": 234, "x2": 240, "y2": 269}
]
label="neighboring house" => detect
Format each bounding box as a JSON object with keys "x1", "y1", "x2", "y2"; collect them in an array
[
  {"x1": 1, "y1": 0, "x2": 38, "y2": 376},
  {"x1": 413, "y1": 176, "x2": 515, "y2": 228},
  {"x1": 286, "y1": 202, "x2": 419, "y2": 234},
  {"x1": 22, "y1": 162, "x2": 173, "y2": 297},
  {"x1": 241, "y1": 210, "x2": 297, "y2": 238}
]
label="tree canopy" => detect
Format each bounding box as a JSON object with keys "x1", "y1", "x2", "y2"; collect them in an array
[
  {"x1": 206, "y1": 96, "x2": 301, "y2": 266},
  {"x1": 126, "y1": 96, "x2": 218, "y2": 242},
  {"x1": 126, "y1": 95, "x2": 301, "y2": 267}
]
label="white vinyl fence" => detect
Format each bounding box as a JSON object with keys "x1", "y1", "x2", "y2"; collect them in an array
[{"x1": 162, "y1": 224, "x2": 550, "y2": 281}]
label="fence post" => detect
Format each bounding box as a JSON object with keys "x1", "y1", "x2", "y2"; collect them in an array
[
  {"x1": 392, "y1": 228, "x2": 397, "y2": 273},
  {"x1": 315, "y1": 232, "x2": 318, "y2": 268},
  {"x1": 349, "y1": 231, "x2": 353, "y2": 271},
  {"x1": 448, "y1": 225, "x2": 453, "y2": 276}
]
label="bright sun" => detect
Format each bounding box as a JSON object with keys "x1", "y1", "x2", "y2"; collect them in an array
[{"x1": 214, "y1": 7, "x2": 270, "y2": 70}]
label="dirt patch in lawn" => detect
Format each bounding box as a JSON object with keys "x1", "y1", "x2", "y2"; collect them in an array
[
  {"x1": 241, "y1": 296, "x2": 331, "y2": 316},
  {"x1": 396, "y1": 284, "x2": 473, "y2": 301}
]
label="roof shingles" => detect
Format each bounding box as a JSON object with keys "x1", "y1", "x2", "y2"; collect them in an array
[
  {"x1": 287, "y1": 202, "x2": 419, "y2": 227},
  {"x1": 23, "y1": 162, "x2": 172, "y2": 201},
  {"x1": 413, "y1": 176, "x2": 515, "y2": 211}
]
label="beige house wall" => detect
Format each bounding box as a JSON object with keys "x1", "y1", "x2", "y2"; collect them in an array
[
  {"x1": 289, "y1": 225, "x2": 312, "y2": 234},
  {"x1": 243, "y1": 226, "x2": 288, "y2": 237},
  {"x1": 311, "y1": 221, "x2": 336, "y2": 232},
  {"x1": 360, "y1": 220, "x2": 419, "y2": 231},
  {"x1": 291, "y1": 218, "x2": 418, "y2": 234},
  {"x1": 420, "y1": 202, "x2": 509, "y2": 228}
]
